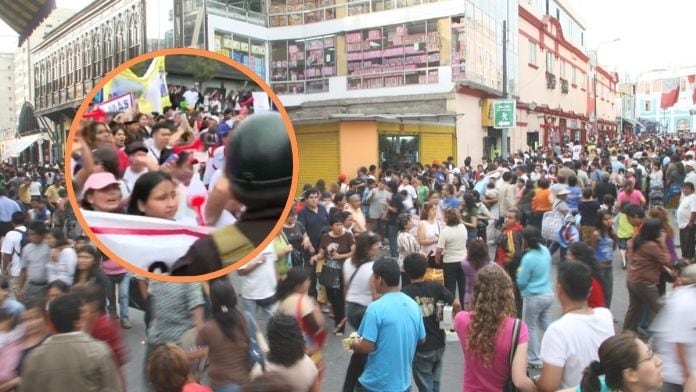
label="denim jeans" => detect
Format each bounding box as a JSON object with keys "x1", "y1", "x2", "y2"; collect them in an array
[
  {"x1": 595, "y1": 265, "x2": 613, "y2": 308},
  {"x1": 242, "y1": 297, "x2": 276, "y2": 320},
  {"x1": 106, "y1": 273, "x2": 131, "y2": 320},
  {"x1": 214, "y1": 385, "x2": 241, "y2": 392},
  {"x1": 412, "y1": 347, "x2": 445, "y2": 392},
  {"x1": 522, "y1": 292, "x2": 553, "y2": 366}
]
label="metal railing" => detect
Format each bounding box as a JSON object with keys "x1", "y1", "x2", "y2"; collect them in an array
[{"x1": 207, "y1": 0, "x2": 267, "y2": 26}]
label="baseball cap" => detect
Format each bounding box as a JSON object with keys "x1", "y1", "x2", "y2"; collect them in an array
[
  {"x1": 216, "y1": 122, "x2": 232, "y2": 138},
  {"x1": 83, "y1": 172, "x2": 120, "y2": 193},
  {"x1": 125, "y1": 141, "x2": 148, "y2": 155},
  {"x1": 557, "y1": 188, "x2": 570, "y2": 196}
]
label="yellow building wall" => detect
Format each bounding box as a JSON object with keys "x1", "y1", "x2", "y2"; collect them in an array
[{"x1": 338, "y1": 121, "x2": 378, "y2": 178}]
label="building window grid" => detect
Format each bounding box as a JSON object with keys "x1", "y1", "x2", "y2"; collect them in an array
[
  {"x1": 546, "y1": 52, "x2": 553, "y2": 74},
  {"x1": 346, "y1": 19, "x2": 440, "y2": 90},
  {"x1": 269, "y1": 35, "x2": 336, "y2": 94},
  {"x1": 214, "y1": 31, "x2": 267, "y2": 80}
]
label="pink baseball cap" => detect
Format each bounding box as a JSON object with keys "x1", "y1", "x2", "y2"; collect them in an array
[{"x1": 83, "y1": 172, "x2": 120, "y2": 193}]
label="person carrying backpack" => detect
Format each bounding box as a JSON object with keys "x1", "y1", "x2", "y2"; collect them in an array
[{"x1": 0, "y1": 212, "x2": 28, "y2": 298}]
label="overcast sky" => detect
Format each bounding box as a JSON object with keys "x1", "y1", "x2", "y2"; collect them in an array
[{"x1": 0, "y1": 0, "x2": 693, "y2": 81}]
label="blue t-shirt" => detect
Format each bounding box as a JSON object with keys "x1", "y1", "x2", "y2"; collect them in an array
[
  {"x1": 358, "y1": 291, "x2": 426, "y2": 392},
  {"x1": 516, "y1": 245, "x2": 553, "y2": 297},
  {"x1": 566, "y1": 186, "x2": 582, "y2": 213},
  {"x1": 595, "y1": 234, "x2": 615, "y2": 263}
]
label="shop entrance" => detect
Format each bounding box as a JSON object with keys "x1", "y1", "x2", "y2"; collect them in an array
[{"x1": 379, "y1": 134, "x2": 419, "y2": 170}]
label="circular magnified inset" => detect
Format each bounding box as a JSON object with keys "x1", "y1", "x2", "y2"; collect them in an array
[{"x1": 65, "y1": 48, "x2": 298, "y2": 282}]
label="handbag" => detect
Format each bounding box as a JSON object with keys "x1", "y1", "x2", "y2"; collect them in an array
[
  {"x1": 424, "y1": 253, "x2": 444, "y2": 286},
  {"x1": 243, "y1": 311, "x2": 268, "y2": 373},
  {"x1": 541, "y1": 202, "x2": 564, "y2": 242},
  {"x1": 503, "y1": 319, "x2": 522, "y2": 392},
  {"x1": 319, "y1": 258, "x2": 342, "y2": 289}
]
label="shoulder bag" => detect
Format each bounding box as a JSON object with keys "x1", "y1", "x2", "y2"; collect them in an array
[{"x1": 503, "y1": 318, "x2": 522, "y2": 392}]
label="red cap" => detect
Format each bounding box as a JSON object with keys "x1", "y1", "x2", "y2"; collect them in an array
[{"x1": 338, "y1": 173, "x2": 347, "y2": 182}]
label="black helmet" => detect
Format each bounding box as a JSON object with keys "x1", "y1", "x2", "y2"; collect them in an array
[{"x1": 226, "y1": 112, "x2": 293, "y2": 207}]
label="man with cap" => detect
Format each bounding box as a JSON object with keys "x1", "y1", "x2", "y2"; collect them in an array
[
  {"x1": 171, "y1": 112, "x2": 293, "y2": 276},
  {"x1": 122, "y1": 141, "x2": 150, "y2": 193}
]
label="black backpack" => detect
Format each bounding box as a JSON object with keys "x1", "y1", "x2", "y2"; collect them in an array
[{"x1": 11, "y1": 228, "x2": 28, "y2": 256}]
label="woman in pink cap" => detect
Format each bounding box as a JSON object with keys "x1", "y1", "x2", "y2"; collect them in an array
[{"x1": 81, "y1": 172, "x2": 125, "y2": 213}]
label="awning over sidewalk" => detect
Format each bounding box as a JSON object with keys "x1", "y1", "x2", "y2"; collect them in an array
[
  {"x1": 1, "y1": 134, "x2": 49, "y2": 160},
  {"x1": 0, "y1": 0, "x2": 56, "y2": 45}
]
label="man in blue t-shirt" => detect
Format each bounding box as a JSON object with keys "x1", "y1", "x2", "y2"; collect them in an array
[{"x1": 349, "y1": 259, "x2": 426, "y2": 392}]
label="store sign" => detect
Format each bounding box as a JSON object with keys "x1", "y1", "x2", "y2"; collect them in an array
[{"x1": 493, "y1": 100, "x2": 516, "y2": 128}]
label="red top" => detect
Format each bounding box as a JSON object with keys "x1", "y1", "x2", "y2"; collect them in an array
[
  {"x1": 117, "y1": 149, "x2": 128, "y2": 174},
  {"x1": 588, "y1": 277, "x2": 606, "y2": 309},
  {"x1": 90, "y1": 314, "x2": 128, "y2": 367}
]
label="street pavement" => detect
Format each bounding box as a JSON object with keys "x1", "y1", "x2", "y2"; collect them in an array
[{"x1": 121, "y1": 247, "x2": 640, "y2": 392}]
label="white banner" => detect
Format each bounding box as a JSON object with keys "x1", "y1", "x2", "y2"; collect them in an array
[
  {"x1": 252, "y1": 91, "x2": 270, "y2": 113},
  {"x1": 81, "y1": 210, "x2": 214, "y2": 273},
  {"x1": 96, "y1": 93, "x2": 135, "y2": 114}
]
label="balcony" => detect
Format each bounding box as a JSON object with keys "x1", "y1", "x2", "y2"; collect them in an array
[
  {"x1": 207, "y1": 0, "x2": 267, "y2": 26},
  {"x1": 546, "y1": 72, "x2": 556, "y2": 90}
]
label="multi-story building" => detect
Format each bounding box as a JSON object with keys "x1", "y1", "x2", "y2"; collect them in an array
[
  {"x1": 14, "y1": 7, "x2": 76, "y2": 121},
  {"x1": 515, "y1": 0, "x2": 617, "y2": 149},
  {"x1": 0, "y1": 53, "x2": 15, "y2": 132},
  {"x1": 634, "y1": 67, "x2": 696, "y2": 134}
]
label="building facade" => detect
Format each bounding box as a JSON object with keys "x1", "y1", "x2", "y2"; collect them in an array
[
  {"x1": 0, "y1": 54, "x2": 15, "y2": 132},
  {"x1": 634, "y1": 67, "x2": 696, "y2": 134}
]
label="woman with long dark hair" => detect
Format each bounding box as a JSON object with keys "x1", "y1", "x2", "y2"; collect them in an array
[
  {"x1": 72, "y1": 245, "x2": 109, "y2": 301},
  {"x1": 343, "y1": 231, "x2": 382, "y2": 329},
  {"x1": 590, "y1": 209, "x2": 617, "y2": 307},
  {"x1": 461, "y1": 193, "x2": 479, "y2": 242},
  {"x1": 275, "y1": 267, "x2": 326, "y2": 382},
  {"x1": 569, "y1": 331, "x2": 663, "y2": 392},
  {"x1": 454, "y1": 265, "x2": 537, "y2": 391},
  {"x1": 195, "y1": 279, "x2": 253, "y2": 390},
  {"x1": 127, "y1": 171, "x2": 179, "y2": 221},
  {"x1": 460, "y1": 239, "x2": 493, "y2": 310},
  {"x1": 622, "y1": 219, "x2": 672, "y2": 333},
  {"x1": 251, "y1": 314, "x2": 320, "y2": 392}
]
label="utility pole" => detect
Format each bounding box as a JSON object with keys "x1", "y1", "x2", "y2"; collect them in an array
[{"x1": 501, "y1": 0, "x2": 510, "y2": 160}]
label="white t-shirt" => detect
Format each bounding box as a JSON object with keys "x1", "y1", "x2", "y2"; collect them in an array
[
  {"x1": 183, "y1": 90, "x2": 200, "y2": 108},
  {"x1": 46, "y1": 247, "x2": 77, "y2": 285},
  {"x1": 122, "y1": 166, "x2": 148, "y2": 193},
  {"x1": 436, "y1": 224, "x2": 468, "y2": 263},
  {"x1": 239, "y1": 244, "x2": 277, "y2": 300},
  {"x1": 29, "y1": 181, "x2": 42, "y2": 197},
  {"x1": 343, "y1": 260, "x2": 374, "y2": 307},
  {"x1": 540, "y1": 307, "x2": 615, "y2": 388},
  {"x1": 653, "y1": 284, "x2": 696, "y2": 385},
  {"x1": 572, "y1": 145, "x2": 582, "y2": 160},
  {"x1": 399, "y1": 184, "x2": 417, "y2": 212},
  {"x1": 0, "y1": 226, "x2": 26, "y2": 277},
  {"x1": 677, "y1": 193, "x2": 696, "y2": 229}
]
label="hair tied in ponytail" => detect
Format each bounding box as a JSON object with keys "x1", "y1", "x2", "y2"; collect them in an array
[
  {"x1": 221, "y1": 305, "x2": 229, "y2": 313},
  {"x1": 590, "y1": 360, "x2": 605, "y2": 375}
]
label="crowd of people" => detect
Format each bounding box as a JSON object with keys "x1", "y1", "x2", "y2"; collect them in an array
[{"x1": 1, "y1": 126, "x2": 696, "y2": 392}]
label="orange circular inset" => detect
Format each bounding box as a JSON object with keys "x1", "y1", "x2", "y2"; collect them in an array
[{"x1": 64, "y1": 48, "x2": 299, "y2": 283}]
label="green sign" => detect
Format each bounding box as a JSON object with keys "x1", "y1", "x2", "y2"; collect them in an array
[{"x1": 494, "y1": 100, "x2": 516, "y2": 128}]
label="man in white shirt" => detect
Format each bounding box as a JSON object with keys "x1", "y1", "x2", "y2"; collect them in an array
[
  {"x1": 145, "y1": 123, "x2": 173, "y2": 165},
  {"x1": 398, "y1": 175, "x2": 418, "y2": 214},
  {"x1": 238, "y1": 243, "x2": 278, "y2": 318},
  {"x1": 571, "y1": 141, "x2": 582, "y2": 161},
  {"x1": 0, "y1": 212, "x2": 27, "y2": 298},
  {"x1": 182, "y1": 84, "x2": 201, "y2": 109},
  {"x1": 536, "y1": 262, "x2": 614, "y2": 392},
  {"x1": 122, "y1": 142, "x2": 150, "y2": 193},
  {"x1": 678, "y1": 182, "x2": 696, "y2": 264},
  {"x1": 684, "y1": 162, "x2": 696, "y2": 192},
  {"x1": 652, "y1": 264, "x2": 696, "y2": 391}
]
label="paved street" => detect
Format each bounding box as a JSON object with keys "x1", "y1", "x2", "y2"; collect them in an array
[{"x1": 120, "y1": 246, "x2": 640, "y2": 392}]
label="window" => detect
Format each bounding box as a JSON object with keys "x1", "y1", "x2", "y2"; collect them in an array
[
  {"x1": 681, "y1": 77, "x2": 687, "y2": 92},
  {"x1": 270, "y1": 34, "x2": 336, "y2": 94},
  {"x1": 644, "y1": 100, "x2": 651, "y2": 112},
  {"x1": 546, "y1": 52, "x2": 554, "y2": 73},
  {"x1": 560, "y1": 60, "x2": 565, "y2": 78},
  {"x1": 528, "y1": 41, "x2": 537, "y2": 64}
]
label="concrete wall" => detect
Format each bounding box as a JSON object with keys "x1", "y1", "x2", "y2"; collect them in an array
[{"x1": 455, "y1": 93, "x2": 483, "y2": 165}]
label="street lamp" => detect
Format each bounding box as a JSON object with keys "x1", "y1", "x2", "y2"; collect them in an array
[{"x1": 592, "y1": 38, "x2": 620, "y2": 143}]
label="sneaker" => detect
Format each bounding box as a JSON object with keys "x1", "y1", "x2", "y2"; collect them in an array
[{"x1": 121, "y1": 319, "x2": 132, "y2": 329}]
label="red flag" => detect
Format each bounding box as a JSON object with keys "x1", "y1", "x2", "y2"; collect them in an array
[
  {"x1": 689, "y1": 75, "x2": 696, "y2": 105},
  {"x1": 660, "y1": 78, "x2": 680, "y2": 109}
]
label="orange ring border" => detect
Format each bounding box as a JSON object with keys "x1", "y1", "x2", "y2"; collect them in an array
[{"x1": 64, "y1": 48, "x2": 300, "y2": 283}]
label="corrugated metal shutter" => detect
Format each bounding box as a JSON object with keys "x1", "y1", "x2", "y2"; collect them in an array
[
  {"x1": 297, "y1": 131, "x2": 339, "y2": 194},
  {"x1": 420, "y1": 133, "x2": 454, "y2": 165}
]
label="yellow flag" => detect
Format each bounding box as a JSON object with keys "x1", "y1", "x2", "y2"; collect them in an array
[{"x1": 101, "y1": 56, "x2": 171, "y2": 114}]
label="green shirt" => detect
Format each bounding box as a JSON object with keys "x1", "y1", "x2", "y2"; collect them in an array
[{"x1": 416, "y1": 185, "x2": 429, "y2": 206}]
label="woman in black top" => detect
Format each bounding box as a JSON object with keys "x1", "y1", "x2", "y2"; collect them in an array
[{"x1": 282, "y1": 208, "x2": 311, "y2": 268}]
